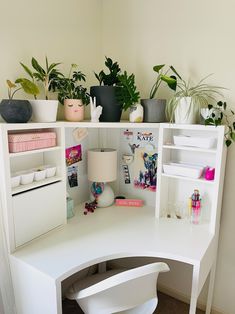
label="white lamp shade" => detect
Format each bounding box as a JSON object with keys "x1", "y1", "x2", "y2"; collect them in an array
[{"x1": 88, "y1": 148, "x2": 117, "y2": 182}]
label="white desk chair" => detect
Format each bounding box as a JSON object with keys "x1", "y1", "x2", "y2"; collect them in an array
[{"x1": 66, "y1": 262, "x2": 169, "y2": 314}]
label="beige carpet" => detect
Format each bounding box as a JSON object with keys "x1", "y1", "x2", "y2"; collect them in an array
[{"x1": 62, "y1": 292, "x2": 205, "y2": 314}]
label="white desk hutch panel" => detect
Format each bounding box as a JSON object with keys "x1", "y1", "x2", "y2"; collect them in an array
[{"x1": 0, "y1": 121, "x2": 227, "y2": 314}]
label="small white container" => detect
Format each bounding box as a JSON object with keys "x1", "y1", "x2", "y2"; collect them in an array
[
  {"x1": 163, "y1": 162, "x2": 204, "y2": 179},
  {"x1": 11, "y1": 174, "x2": 21, "y2": 188},
  {"x1": 173, "y1": 135, "x2": 216, "y2": 149},
  {"x1": 33, "y1": 168, "x2": 47, "y2": 182},
  {"x1": 44, "y1": 165, "x2": 57, "y2": 178},
  {"x1": 19, "y1": 170, "x2": 34, "y2": 185}
]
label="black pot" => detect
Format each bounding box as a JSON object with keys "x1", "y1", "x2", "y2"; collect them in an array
[
  {"x1": 0, "y1": 99, "x2": 32, "y2": 123},
  {"x1": 90, "y1": 86, "x2": 122, "y2": 122},
  {"x1": 141, "y1": 99, "x2": 166, "y2": 123}
]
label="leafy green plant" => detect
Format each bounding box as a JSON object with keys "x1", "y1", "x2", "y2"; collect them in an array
[
  {"x1": 94, "y1": 57, "x2": 121, "y2": 86},
  {"x1": 56, "y1": 64, "x2": 89, "y2": 105},
  {"x1": 149, "y1": 64, "x2": 177, "y2": 99},
  {"x1": 204, "y1": 101, "x2": 235, "y2": 147},
  {"x1": 166, "y1": 68, "x2": 224, "y2": 122},
  {"x1": 20, "y1": 57, "x2": 63, "y2": 100},
  {"x1": 6, "y1": 79, "x2": 39, "y2": 99},
  {"x1": 116, "y1": 71, "x2": 140, "y2": 111}
]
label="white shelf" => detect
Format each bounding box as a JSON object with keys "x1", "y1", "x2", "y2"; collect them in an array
[
  {"x1": 12, "y1": 176, "x2": 62, "y2": 195},
  {"x1": 9, "y1": 146, "x2": 61, "y2": 157},
  {"x1": 162, "y1": 144, "x2": 217, "y2": 154},
  {"x1": 161, "y1": 173, "x2": 215, "y2": 185}
]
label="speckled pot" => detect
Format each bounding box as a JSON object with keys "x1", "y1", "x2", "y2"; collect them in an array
[{"x1": 0, "y1": 99, "x2": 32, "y2": 123}]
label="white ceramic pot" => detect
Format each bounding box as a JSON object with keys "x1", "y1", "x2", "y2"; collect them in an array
[
  {"x1": 174, "y1": 97, "x2": 197, "y2": 124},
  {"x1": 129, "y1": 103, "x2": 144, "y2": 123},
  {"x1": 29, "y1": 100, "x2": 58, "y2": 122}
]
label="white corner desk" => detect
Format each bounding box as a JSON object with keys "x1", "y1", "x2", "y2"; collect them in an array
[{"x1": 11, "y1": 204, "x2": 216, "y2": 314}]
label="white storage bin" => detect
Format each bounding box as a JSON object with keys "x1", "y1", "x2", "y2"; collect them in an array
[
  {"x1": 11, "y1": 174, "x2": 21, "y2": 188},
  {"x1": 44, "y1": 165, "x2": 57, "y2": 178},
  {"x1": 33, "y1": 168, "x2": 47, "y2": 182},
  {"x1": 163, "y1": 162, "x2": 204, "y2": 179},
  {"x1": 18, "y1": 170, "x2": 34, "y2": 185},
  {"x1": 173, "y1": 135, "x2": 216, "y2": 149}
]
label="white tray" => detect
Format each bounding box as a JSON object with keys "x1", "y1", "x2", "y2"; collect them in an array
[
  {"x1": 173, "y1": 135, "x2": 216, "y2": 149},
  {"x1": 163, "y1": 162, "x2": 204, "y2": 179}
]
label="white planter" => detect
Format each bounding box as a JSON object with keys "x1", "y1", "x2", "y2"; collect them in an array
[
  {"x1": 129, "y1": 103, "x2": 143, "y2": 123},
  {"x1": 29, "y1": 100, "x2": 58, "y2": 122},
  {"x1": 174, "y1": 97, "x2": 197, "y2": 124}
]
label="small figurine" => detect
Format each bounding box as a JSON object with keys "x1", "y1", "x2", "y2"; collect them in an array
[
  {"x1": 84, "y1": 200, "x2": 97, "y2": 215},
  {"x1": 90, "y1": 96, "x2": 103, "y2": 123}
]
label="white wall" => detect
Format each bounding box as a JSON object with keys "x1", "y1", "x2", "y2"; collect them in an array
[
  {"x1": 0, "y1": 0, "x2": 102, "y2": 119},
  {"x1": 102, "y1": 1, "x2": 235, "y2": 313}
]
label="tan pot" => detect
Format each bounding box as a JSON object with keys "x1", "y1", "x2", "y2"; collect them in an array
[{"x1": 64, "y1": 99, "x2": 84, "y2": 122}]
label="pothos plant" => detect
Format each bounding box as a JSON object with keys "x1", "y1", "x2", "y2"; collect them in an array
[
  {"x1": 204, "y1": 101, "x2": 235, "y2": 147},
  {"x1": 56, "y1": 64, "x2": 90, "y2": 105},
  {"x1": 149, "y1": 64, "x2": 177, "y2": 99},
  {"x1": 116, "y1": 71, "x2": 140, "y2": 111},
  {"x1": 20, "y1": 56, "x2": 63, "y2": 99}
]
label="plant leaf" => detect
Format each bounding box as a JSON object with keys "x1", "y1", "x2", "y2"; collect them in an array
[
  {"x1": 15, "y1": 78, "x2": 39, "y2": 95},
  {"x1": 6, "y1": 80, "x2": 16, "y2": 88},
  {"x1": 20, "y1": 62, "x2": 34, "y2": 79},
  {"x1": 161, "y1": 75, "x2": 177, "y2": 91},
  {"x1": 226, "y1": 139, "x2": 232, "y2": 147},
  {"x1": 153, "y1": 64, "x2": 165, "y2": 73},
  {"x1": 31, "y1": 57, "x2": 45, "y2": 75}
]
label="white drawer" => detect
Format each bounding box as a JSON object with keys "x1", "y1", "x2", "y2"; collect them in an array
[{"x1": 13, "y1": 182, "x2": 66, "y2": 247}]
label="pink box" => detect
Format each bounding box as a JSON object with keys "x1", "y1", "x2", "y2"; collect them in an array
[
  {"x1": 8, "y1": 131, "x2": 56, "y2": 153},
  {"x1": 115, "y1": 199, "x2": 144, "y2": 207}
]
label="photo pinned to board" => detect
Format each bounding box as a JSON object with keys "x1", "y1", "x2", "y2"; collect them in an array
[
  {"x1": 123, "y1": 129, "x2": 134, "y2": 141},
  {"x1": 67, "y1": 166, "x2": 78, "y2": 188},
  {"x1": 122, "y1": 165, "x2": 131, "y2": 184},
  {"x1": 133, "y1": 147, "x2": 158, "y2": 192},
  {"x1": 65, "y1": 144, "x2": 82, "y2": 166}
]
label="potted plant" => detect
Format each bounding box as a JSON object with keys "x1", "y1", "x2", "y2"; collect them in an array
[
  {"x1": 141, "y1": 64, "x2": 177, "y2": 123},
  {"x1": 166, "y1": 68, "x2": 223, "y2": 124},
  {"x1": 116, "y1": 71, "x2": 142, "y2": 123},
  {"x1": 90, "y1": 57, "x2": 123, "y2": 122},
  {"x1": 56, "y1": 64, "x2": 89, "y2": 122},
  {"x1": 0, "y1": 79, "x2": 39, "y2": 123},
  {"x1": 202, "y1": 100, "x2": 235, "y2": 147},
  {"x1": 20, "y1": 57, "x2": 63, "y2": 122}
]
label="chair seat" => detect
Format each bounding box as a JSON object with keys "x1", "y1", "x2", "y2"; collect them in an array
[{"x1": 65, "y1": 262, "x2": 169, "y2": 314}]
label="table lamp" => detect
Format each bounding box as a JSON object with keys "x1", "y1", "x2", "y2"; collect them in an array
[{"x1": 87, "y1": 148, "x2": 117, "y2": 207}]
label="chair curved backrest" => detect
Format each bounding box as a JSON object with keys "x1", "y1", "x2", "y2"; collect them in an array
[{"x1": 66, "y1": 262, "x2": 169, "y2": 314}]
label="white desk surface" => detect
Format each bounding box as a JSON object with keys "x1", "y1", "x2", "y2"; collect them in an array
[{"x1": 11, "y1": 205, "x2": 214, "y2": 282}]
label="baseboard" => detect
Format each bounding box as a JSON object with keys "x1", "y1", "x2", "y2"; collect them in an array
[{"x1": 158, "y1": 284, "x2": 224, "y2": 314}]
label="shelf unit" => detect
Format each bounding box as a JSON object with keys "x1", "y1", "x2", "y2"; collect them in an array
[
  {"x1": 0, "y1": 121, "x2": 227, "y2": 314},
  {"x1": 0, "y1": 123, "x2": 67, "y2": 252},
  {"x1": 156, "y1": 123, "x2": 226, "y2": 234}
]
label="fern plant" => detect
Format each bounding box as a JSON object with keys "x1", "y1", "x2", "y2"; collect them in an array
[
  {"x1": 94, "y1": 57, "x2": 121, "y2": 86},
  {"x1": 116, "y1": 71, "x2": 140, "y2": 111}
]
